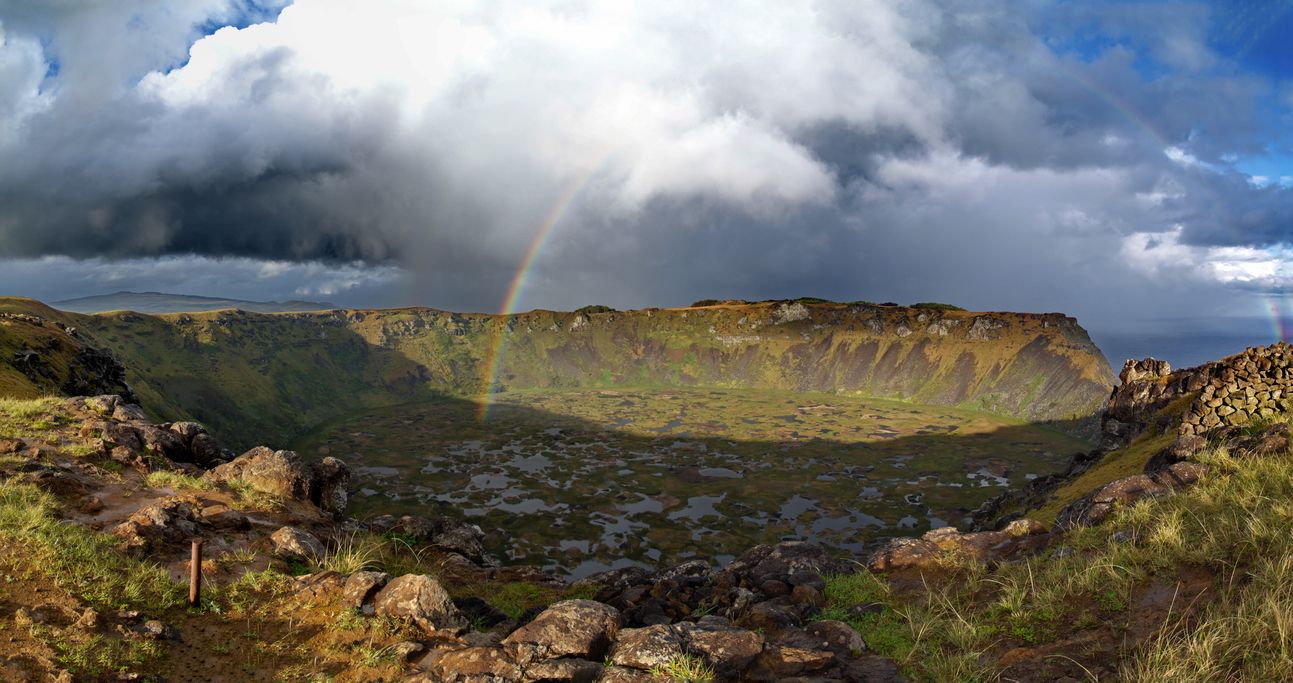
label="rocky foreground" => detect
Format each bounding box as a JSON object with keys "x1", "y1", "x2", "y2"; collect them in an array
[
  {"x1": 6, "y1": 343, "x2": 1293, "y2": 681},
  {"x1": 1, "y1": 394, "x2": 910, "y2": 682}
]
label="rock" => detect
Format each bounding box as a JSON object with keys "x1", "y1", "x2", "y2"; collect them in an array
[
  {"x1": 866, "y1": 537, "x2": 943, "y2": 572},
  {"x1": 197, "y1": 504, "x2": 249, "y2": 530},
  {"x1": 342, "y1": 571, "x2": 390, "y2": 611},
  {"x1": 418, "y1": 646, "x2": 522, "y2": 682},
  {"x1": 596, "y1": 666, "x2": 654, "y2": 682},
  {"x1": 74, "y1": 608, "x2": 100, "y2": 631},
  {"x1": 110, "y1": 498, "x2": 200, "y2": 557},
  {"x1": 607, "y1": 624, "x2": 688, "y2": 670},
  {"x1": 804, "y1": 620, "x2": 865, "y2": 657},
  {"x1": 167, "y1": 421, "x2": 206, "y2": 442},
  {"x1": 294, "y1": 572, "x2": 346, "y2": 601},
  {"x1": 789, "y1": 585, "x2": 825, "y2": 610},
  {"x1": 523, "y1": 658, "x2": 603, "y2": 682},
  {"x1": 391, "y1": 641, "x2": 426, "y2": 662},
  {"x1": 431, "y1": 519, "x2": 488, "y2": 565},
  {"x1": 502, "y1": 600, "x2": 620, "y2": 666},
  {"x1": 112, "y1": 403, "x2": 148, "y2": 422},
  {"x1": 139, "y1": 619, "x2": 180, "y2": 641},
  {"x1": 573, "y1": 567, "x2": 651, "y2": 595},
  {"x1": 374, "y1": 574, "x2": 465, "y2": 633},
  {"x1": 188, "y1": 433, "x2": 224, "y2": 464},
  {"x1": 100, "y1": 422, "x2": 144, "y2": 453},
  {"x1": 270, "y1": 526, "x2": 324, "y2": 561},
  {"x1": 309, "y1": 456, "x2": 350, "y2": 514},
  {"x1": 742, "y1": 597, "x2": 803, "y2": 632},
  {"x1": 368, "y1": 513, "x2": 489, "y2": 563},
  {"x1": 757, "y1": 644, "x2": 835, "y2": 678},
  {"x1": 724, "y1": 542, "x2": 835, "y2": 590},
  {"x1": 0, "y1": 438, "x2": 22, "y2": 454},
  {"x1": 1056, "y1": 462, "x2": 1209, "y2": 529},
  {"x1": 687, "y1": 621, "x2": 765, "y2": 678},
  {"x1": 204, "y1": 447, "x2": 314, "y2": 502},
  {"x1": 79, "y1": 495, "x2": 105, "y2": 514},
  {"x1": 453, "y1": 596, "x2": 511, "y2": 630},
  {"x1": 916, "y1": 522, "x2": 1051, "y2": 566},
  {"x1": 84, "y1": 395, "x2": 121, "y2": 416},
  {"x1": 137, "y1": 425, "x2": 189, "y2": 462}
]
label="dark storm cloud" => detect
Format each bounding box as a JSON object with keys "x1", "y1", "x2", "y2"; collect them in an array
[{"x1": 0, "y1": 0, "x2": 1292, "y2": 320}]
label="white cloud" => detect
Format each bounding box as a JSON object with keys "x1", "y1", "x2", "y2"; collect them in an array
[{"x1": 1121, "y1": 226, "x2": 1293, "y2": 288}]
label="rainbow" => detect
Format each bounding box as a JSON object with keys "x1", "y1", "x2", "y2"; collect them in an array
[
  {"x1": 476, "y1": 167, "x2": 601, "y2": 420},
  {"x1": 1267, "y1": 296, "x2": 1293, "y2": 343}
]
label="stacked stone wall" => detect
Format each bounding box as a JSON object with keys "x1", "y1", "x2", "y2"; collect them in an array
[{"x1": 1179, "y1": 343, "x2": 1293, "y2": 436}]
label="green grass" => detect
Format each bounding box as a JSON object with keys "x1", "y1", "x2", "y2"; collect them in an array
[
  {"x1": 316, "y1": 532, "x2": 386, "y2": 574},
  {"x1": 0, "y1": 480, "x2": 185, "y2": 610},
  {"x1": 144, "y1": 470, "x2": 217, "y2": 492},
  {"x1": 650, "y1": 653, "x2": 715, "y2": 682}
]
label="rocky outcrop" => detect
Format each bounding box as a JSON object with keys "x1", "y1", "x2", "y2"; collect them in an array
[
  {"x1": 111, "y1": 498, "x2": 202, "y2": 557},
  {"x1": 373, "y1": 574, "x2": 466, "y2": 634},
  {"x1": 867, "y1": 519, "x2": 1049, "y2": 572},
  {"x1": 1054, "y1": 463, "x2": 1208, "y2": 529},
  {"x1": 367, "y1": 514, "x2": 489, "y2": 565},
  {"x1": 501, "y1": 600, "x2": 620, "y2": 665},
  {"x1": 270, "y1": 526, "x2": 325, "y2": 561},
  {"x1": 204, "y1": 447, "x2": 351, "y2": 514}
]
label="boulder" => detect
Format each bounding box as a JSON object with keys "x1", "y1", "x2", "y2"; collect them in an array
[
  {"x1": 370, "y1": 514, "x2": 489, "y2": 564},
  {"x1": 523, "y1": 658, "x2": 603, "y2": 682},
  {"x1": 167, "y1": 421, "x2": 206, "y2": 442},
  {"x1": 270, "y1": 526, "x2": 325, "y2": 561},
  {"x1": 197, "y1": 504, "x2": 249, "y2": 530},
  {"x1": 189, "y1": 433, "x2": 225, "y2": 465},
  {"x1": 294, "y1": 571, "x2": 346, "y2": 601},
  {"x1": 373, "y1": 574, "x2": 465, "y2": 633},
  {"x1": 687, "y1": 620, "x2": 765, "y2": 678},
  {"x1": 756, "y1": 644, "x2": 835, "y2": 678},
  {"x1": 865, "y1": 537, "x2": 944, "y2": 572},
  {"x1": 723, "y1": 542, "x2": 835, "y2": 590},
  {"x1": 309, "y1": 457, "x2": 350, "y2": 515},
  {"x1": 914, "y1": 519, "x2": 1050, "y2": 565},
  {"x1": 431, "y1": 519, "x2": 488, "y2": 565},
  {"x1": 112, "y1": 403, "x2": 148, "y2": 422},
  {"x1": 342, "y1": 571, "x2": 390, "y2": 611},
  {"x1": 110, "y1": 498, "x2": 201, "y2": 557},
  {"x1": 83, "y1": 395, "x2": 121, "y2": 416},
  {"x1": 418, "y1": 646, "x2": 522, "y2": 682},
  {"x1": 204, "y1": 447, "x2": 314, "y2": 502},
  {"x1": 137, "y1": 425, "x2": 189, "y2": 462},
  {"x1": 502, "y1": 600, "x2": 620, "y2": 666},
  {"x1": 596, "y1": 667, "x2": 654, "y2": 683},
  {"x1": 1056, "y1": 462, "x2": 1209, "y2": 529},
  {"x1": 607, "y1": 624, "x2": 689, "y2": 670},
  {"x1": 804, "y1": 620, "x2": 865, "y2": 658}
]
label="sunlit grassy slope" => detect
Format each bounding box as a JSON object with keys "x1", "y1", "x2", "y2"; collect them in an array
[
  {"x1": 0, "y1": 298, "x2": 1115, "y2": 449},
  {"x1": 818, "y1": 415, "x2": 1293, "y2": 681}
]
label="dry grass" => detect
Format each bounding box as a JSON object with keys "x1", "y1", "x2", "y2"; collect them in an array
[{"x1": 821, "y1": 414, "x2": 1293, "y2": 682}]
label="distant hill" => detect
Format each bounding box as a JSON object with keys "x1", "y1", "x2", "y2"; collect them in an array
[{"x1": 52, "y1": 291, "x2": 336, "y2": 314}]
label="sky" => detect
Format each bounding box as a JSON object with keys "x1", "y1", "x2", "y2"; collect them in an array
[{"x1": 1, "y1": 0, "x2": 1293, "y2": 368}]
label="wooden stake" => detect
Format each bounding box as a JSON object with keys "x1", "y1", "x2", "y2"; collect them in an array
[{"x1": 189, "y1": 539, "x2": 203, "y2": 608}]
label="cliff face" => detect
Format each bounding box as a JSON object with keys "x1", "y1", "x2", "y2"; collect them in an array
[
  {"x1": 0, "y1": 302, "x2": 135, "y2": 400},
  {"x1": 0, "y1": 299, "x2": 1114, "y2": 448}
]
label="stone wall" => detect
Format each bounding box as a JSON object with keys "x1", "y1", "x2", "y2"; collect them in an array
[
  {"x1": 1178, "y1": 343, "x2": 1293, "y2": 436},
  {"x1": 1100, "y1": 344, "x2": 1293, "y2": 445}
]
